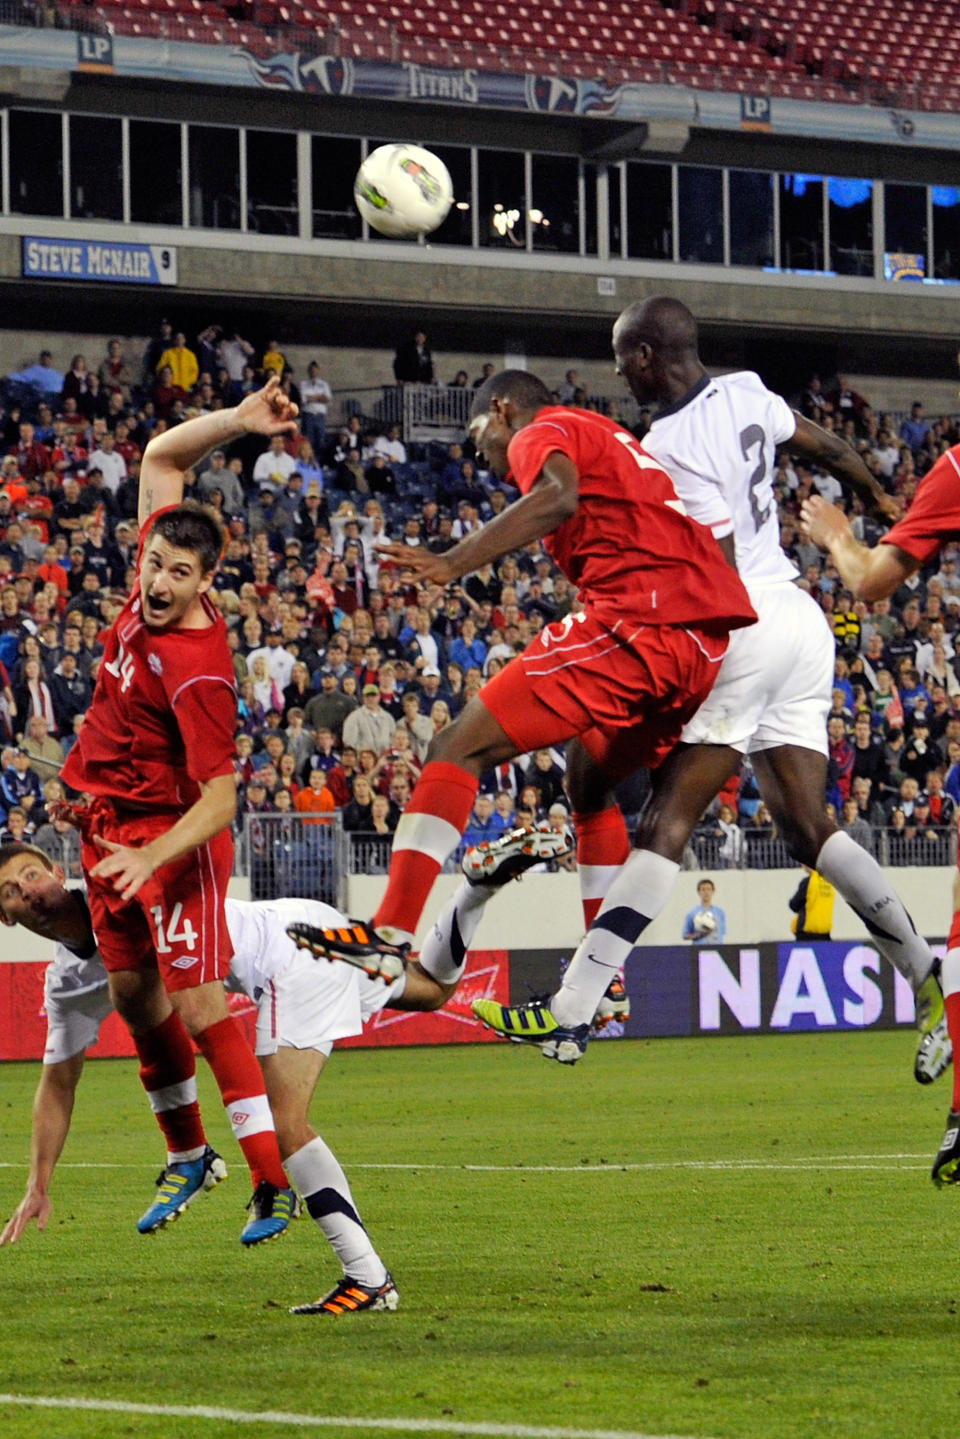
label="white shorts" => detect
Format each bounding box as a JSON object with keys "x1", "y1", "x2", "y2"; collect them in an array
[
  {"x1": 43, "y1": 971, "x2": 113, "y2": 1065},
  {"x1": 681, "y1": 582, "x2": 832, "y2": 756},
  {"x1": 253, "y1": 952, "x2": 404, "y2": 1058}
]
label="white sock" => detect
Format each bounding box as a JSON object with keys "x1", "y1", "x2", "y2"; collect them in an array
[
  {"x1": 551, "y1": 850, "x2": 680, "y2": 1028},
  {"x1": 816, "y1": 831, "x2": 933, "y2": 992},
  {"x1": 418, "y1": 881, "x2": 490, "y2": 986},
  {"x1": 284, "y1": 1137, "x2": 387, "y2": 1288},
  {"x1": 941, "y1": 948, "x2": 960, "y2": 999}
]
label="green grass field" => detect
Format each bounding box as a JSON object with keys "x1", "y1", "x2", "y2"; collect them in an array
[{"x1": 0, "y1": 1032, "x2": 957, "y2": 1439}]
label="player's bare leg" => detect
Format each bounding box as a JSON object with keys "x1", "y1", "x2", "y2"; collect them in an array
[
  {"x1": 753, "y1": 744, "x2": 948, "y2": 1082},
  {"x1": 172, "y1": 979, "x2": 295, "y2": 1243},
  {"x1": 933, "y1": 883, "x2": 960, "y2": 1185},
  {"x1": 107, "y1": 968, "x2": 228, "y2": 1231},
  {"x1": 563, "y1": 741, "x2": 630, "y2": 929},
  {"x1": 263, "y1": 1046, "x2": 398, "y2": 1316}
]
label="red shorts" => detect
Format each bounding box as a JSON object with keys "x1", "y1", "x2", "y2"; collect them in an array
[
  {"x1": 77, "y1": 799, "x2": 234, "y2": 993},
  {"x1": 480, "y1": 610, "x2": 727, "y2": 785}
]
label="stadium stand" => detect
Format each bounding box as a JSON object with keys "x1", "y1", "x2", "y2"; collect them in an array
[{"x1": 15, "y1": 0, "x2": 960, "y2": 107}]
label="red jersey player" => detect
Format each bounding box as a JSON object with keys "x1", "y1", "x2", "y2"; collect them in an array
[
  {"x1": 290, "y1": 368, "x2": 755, "y2": 973},
  {"x1": 60, "y1": 375, "x2": 299, "y2": 1244},
  {"x1": 802, "y1": 452, "x2": 960, "y2": 1189}
]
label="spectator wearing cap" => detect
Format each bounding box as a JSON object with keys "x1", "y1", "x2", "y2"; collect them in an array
[
  {"x1": 342, "y1": 682, "x2": 395, "y2": 756},
  {"x1": 1, "y1": 746, "x2": 44, "y2": 815},
  {"x1": 416, "y1": 665, "x2": 444, "y2": 715},
  {"x1": 273, "y1": 472, "x2": 305, "y2": 536},
  {"x1": 248, "y1": 627, "x2": 296, "y2": 690},
  {"x1": 302, "y1": 668, "x2": 357, "y2": 742}
]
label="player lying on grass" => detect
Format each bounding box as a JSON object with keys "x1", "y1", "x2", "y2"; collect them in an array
[
  {"x1": 0, "y1": 830, "x2": 566, "y2": 1310},
  {"x1": 802, "y1": 476, "x2": 960, "y2": 1187},
  {"x1": 470, "y1": 297, "x2": 947, "y2": 1084}
]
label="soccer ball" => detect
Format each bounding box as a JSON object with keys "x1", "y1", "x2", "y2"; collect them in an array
[
  {"x1": 354, "y1": 144, "x2": 454, "y2": 239},
  {"x1": 694, "y1": 910, "x2": 717, "y2": 936}
]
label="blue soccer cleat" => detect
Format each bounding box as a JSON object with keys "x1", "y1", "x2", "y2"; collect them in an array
[
  {"x1": 137, "y1": 1145, "x2": 228, "y2": 1234},
  {"x1": 240, "y1": 1181, "x2": 298, "y2": 1245}
]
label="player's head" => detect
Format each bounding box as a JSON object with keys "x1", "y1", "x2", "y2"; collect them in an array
[
  {"x1": 0, "y1": 843, "x2": 81, "y2": 941},
  {"x1": 612, "y1": 296, "x2": 701, "y2": 405},
  {"x1": 140, "y1": 501, "x2": 226, "y2": 630},
  {"x1": 697, "y1": 878, "x2": 715, "y2": 903},
  {"x1": 468, "y1": 370, "x2": 553, "y2": 479}
]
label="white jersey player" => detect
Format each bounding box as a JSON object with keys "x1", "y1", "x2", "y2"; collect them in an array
[
  {"x1": 0, "y1": 842, "x2": 486, "y2": 1314},
  {"x1": 475, "y1": 296, "x2": 947, "y2": 1085}
]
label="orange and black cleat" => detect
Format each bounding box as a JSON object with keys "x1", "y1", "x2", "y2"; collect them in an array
[
  {"x1": 289, "y1": 1271, "x2": 400, "y2": 1315},
  {"x1": 286, "y1": 920, "x2": 409, "y2": 983}
]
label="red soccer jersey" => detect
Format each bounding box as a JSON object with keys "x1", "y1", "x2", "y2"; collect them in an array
[
  {"x1": 881, "y1": 444, "x2": 960, "y2": 565},
  {"x1": 506, "y1": 407, "x2": 755, "y2": 639},
  {"x1": 62, "y1": 514, "x2": 237, "y2": 809}
]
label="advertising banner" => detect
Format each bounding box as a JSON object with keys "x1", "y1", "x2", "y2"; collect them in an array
[{"x1": 22, "y1": 238, "x2": 178, "y2": 287}]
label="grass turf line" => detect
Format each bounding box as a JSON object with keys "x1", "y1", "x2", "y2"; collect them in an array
[{"x1": 0, "y1": 1032, "x2": 955, "y2": 1439}]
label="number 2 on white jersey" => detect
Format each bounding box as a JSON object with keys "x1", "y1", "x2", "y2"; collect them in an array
[
  {"x1": 104, "y1": 638, "x2": 136, "y2": 693},
  {"x1": 739, "y1": 424, "x2": 772, "y2": 532},
  {"x1": 614, "y1": 430, "x2": 688, "y2": 515},
  {"x1": 151, "y1": 902, "x2": 198, "y2": 953}
]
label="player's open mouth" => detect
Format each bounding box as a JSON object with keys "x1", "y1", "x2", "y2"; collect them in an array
[{"x1": 145, "y1": 592, "x2": 172, "y2": 615}]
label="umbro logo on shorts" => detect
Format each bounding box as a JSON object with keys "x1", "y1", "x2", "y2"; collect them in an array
[
  {"x1": 170, "y1": 954, "x2": 199, "y2": 969},
  {"x1": 231, "y1": 1110, "x2": 250, "y2": 1126}
]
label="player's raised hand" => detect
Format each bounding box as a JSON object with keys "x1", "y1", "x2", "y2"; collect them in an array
[
  {"x1": 873, "y1": 492, "x2": 902, "y2": 525},
  {"x1": 0, "y1": 1188, "x2": 51, "y2": 1246},
  {"x1": 799, "y1": 495, "x2": 853, "y2": 551},
  {"x1": 90, "y1": 836, "x2": 156, "y2": 902},
  {"x1": 374, "y1": 540, "x2": 457, "y2": 586},
  {"x1": 237, "y1": 374, "x2": 299, "y2": 437}
]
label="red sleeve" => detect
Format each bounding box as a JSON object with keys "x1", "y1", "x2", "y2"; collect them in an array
[
  {"x1": 506, "y1": 416, "x2": 580, "y2": 496},
  {"x1": 882, "y1": 447, "x2": 960, "y2": 565},
  {"x1": 171, "y1": 675, "x2": 237, "y2": 784}
]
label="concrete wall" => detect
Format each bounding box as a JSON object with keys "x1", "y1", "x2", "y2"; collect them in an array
[{"x1": 345, "y1": 863, "x2": 954, "y2": 953}]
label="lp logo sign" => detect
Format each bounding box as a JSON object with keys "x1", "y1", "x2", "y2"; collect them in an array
[
  {"x1": 740, "y1": 94, "x2": 771, "y2": 128},
  {"x1": 77, "y1": 33, "x2": 114, "y2": 69}
]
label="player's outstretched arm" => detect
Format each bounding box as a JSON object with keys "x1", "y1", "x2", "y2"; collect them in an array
[
  {"x1": 800, "y1": 495, "x2": 918, "y2": 601},
  {"x1": 375, "y1": 452, "x2": 578, "y2": 585},
  {"x1": 0, "y1": 1053, "x2": 83, "y2": 1246},
  {"x1": 90, "y1": 772, "x2": 238, "y2": 901},
  {"x1": 138, "y1": 374, "x2": 299, "y2": 526},
  {"x1": 789, "y1": 412, "x2": 900, "y2": 524}
]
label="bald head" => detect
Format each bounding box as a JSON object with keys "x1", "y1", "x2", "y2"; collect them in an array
[{"x1": 612, "y1": 296, "x2": 704, "y2": 407}]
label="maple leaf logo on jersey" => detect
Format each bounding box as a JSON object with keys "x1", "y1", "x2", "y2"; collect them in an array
[{"x1": 148, "y1": 653, "x2": 163, "y2": 676}]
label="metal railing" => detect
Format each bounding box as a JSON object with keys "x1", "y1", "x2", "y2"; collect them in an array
[
  {"x1": 236, "y1": 811, "x2": 347, "y2": 908},
  {"x1": 235, "y1": 815, "x2": 957, "y2": 907}
]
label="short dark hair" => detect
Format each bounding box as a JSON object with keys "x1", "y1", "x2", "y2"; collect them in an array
[
  {"x1": 148, "y1": 501, "x2": 226, "y2": 574},
  {"x1": 471, "y1": 369, "x2": 553, "y2": 419}
]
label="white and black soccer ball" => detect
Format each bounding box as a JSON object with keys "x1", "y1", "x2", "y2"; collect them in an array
[
  {"x1": 354, "y1": 144, "x2": 454, "y2": 239},
  {"x1": 693, "y1": 909, "x2": 718, "y2": 936}
]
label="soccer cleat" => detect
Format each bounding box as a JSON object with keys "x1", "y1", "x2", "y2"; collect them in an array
[
  {"x1": 932, "y1": 1112, "x2": 960, "y2": 1187},
  {"x1": 289, "y1": 1271, "x2": 400, "y2": 1316},
  {"x1": 592, "y1": 974, "x2": 631, "y2": 1032},
  {"x1": 286, "y1": 920, "x2": 409, "y2": 984},
  {"x1": 914, "y1": 962, "x2": 952, "y2": 1084},
  {"x1": 461, "y1": 823, "x2": 572, "y2": 887},
  {"x1": 137, "y1": 1145, "x2": 228, "y2": 1234},
  {"x1": 471, "y1": 997, "x2": 590, "y2": 1063},
  {"x1": 240, "y1": 1181, "x2": 298, "y2": 1245}
]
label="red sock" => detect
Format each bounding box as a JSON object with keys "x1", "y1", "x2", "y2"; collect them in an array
[
  {"x1": 133, "y1": 1010, "x2": 206, "y2": 1158},
  {"x1": 574, "y1": 805, "x2": 630, "y2": 928},
  {"x1": 946, "y1": 992, "x2": 960, "y2": 1113},
  {"x1": 194, "y1": 1016, "x2": 287, "y2": 1189},
  {"x1": 374, "y1": 760, "x2": 478, "y2": 938}
]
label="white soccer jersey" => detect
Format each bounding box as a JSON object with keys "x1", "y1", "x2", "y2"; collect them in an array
[
  {"x1": 641, "y1": 371, "x2": 798, "y2": 587},
  {"x1": 42, "y1": 896, "x2": 396, "y2": 1063}
]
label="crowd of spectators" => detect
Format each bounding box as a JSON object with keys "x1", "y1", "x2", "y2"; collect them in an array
[{"x1": 0, "y1": 329, "x2": 957, "y2": 893}]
